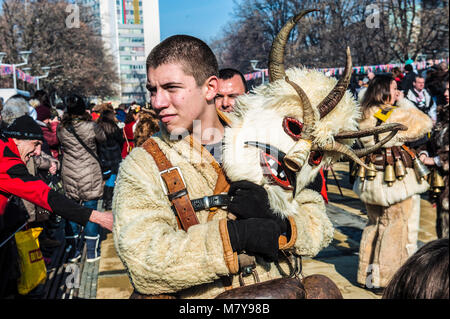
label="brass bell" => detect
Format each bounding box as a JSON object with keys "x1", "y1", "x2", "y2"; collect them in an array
[
  {"x1": 357, "y1": 165, "x2": 366, "y2": 181},
  {"x1": 384, "y1": 164, "x2": 396, "y2": 187},
  {"x1": 394, "y1": 159, "x2": 406, "y2": 180},
  {"x1": 413, "y1": 158, "x2": 431, "y2": 182},
  {"x1": 365, "y1": 163, "x2": 377, "y2": 181},
  {"x1": 431, "y1": 169, "x2": 445, "y2": 191}
]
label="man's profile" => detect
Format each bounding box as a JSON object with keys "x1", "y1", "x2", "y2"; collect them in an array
[{"x1": 215, "y1": 68, "x2": 248, "y2": 113}]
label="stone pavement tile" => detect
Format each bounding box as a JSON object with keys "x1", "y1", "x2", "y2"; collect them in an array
[
  {"x1": 97, "y1": 233, "x2": 133, "y2": 299},
  {"x1": 97, "y1": 275, "x2": 133, "y2": 299},
  {"x1": 302, "y1": 256, "x2": 380, "y2": 299},
  {"x1": 98, "y1": 233, "x2": 126, "y2": 274}
]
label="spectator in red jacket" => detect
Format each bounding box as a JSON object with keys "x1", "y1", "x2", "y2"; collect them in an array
[{"x1": 0, "y1": 115, "x2": 113, "y2": 232}]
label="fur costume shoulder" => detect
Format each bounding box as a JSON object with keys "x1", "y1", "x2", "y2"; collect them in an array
[
  {"x1": 358, "y1": 98, "x2": 433, "y2": 148},
  {"x1": 353, "y1": 98, "x2": 432, "y2": 206},
  {"x1": 112, "y1": 133, "x2": 231, "y2": 296}
]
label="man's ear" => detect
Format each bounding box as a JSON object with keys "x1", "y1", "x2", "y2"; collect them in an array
[{"x1": 204, "y1": 75, "x2": 219, "y2": 102}]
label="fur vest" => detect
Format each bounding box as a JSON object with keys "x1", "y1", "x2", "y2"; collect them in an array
[
  {"x1": 353, "y1": 98, "x2": 433, "y2": 206},
  {"x1": 112, "y1": 129, "x2": 332, "y2": 298}
]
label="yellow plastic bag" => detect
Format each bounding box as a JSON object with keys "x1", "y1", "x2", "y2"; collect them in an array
[{"x1": 14, "y1": 227, "x2": 47, "y2": 295}]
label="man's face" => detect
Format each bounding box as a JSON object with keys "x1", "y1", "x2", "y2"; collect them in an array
[
  {"x1": 147, "y1": 63, "x2": 210, "y2": 134},
  {"x1": 414, "y1": 78, "x2": 425, "y2": 91},
  {"x1": 215, "y1": 75, "x2": 246, "y2": 112},
  {"x1": 14, "y1": 139, "x2": 42, "y2": 163}
]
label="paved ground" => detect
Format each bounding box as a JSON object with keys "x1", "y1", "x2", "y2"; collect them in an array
[{"x1": 88, "y1": 162, "x2": 438, "y2": 299}]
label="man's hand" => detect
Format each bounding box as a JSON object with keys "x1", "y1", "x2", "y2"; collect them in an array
[
  {"x1": 49, "y1": 161, "x2": 57, "y2": 175},
  {"x1": 419, "y1": 153, "x2": 436, "y2": 166},
  {"x1": 89, "y1": 210, "x2": 113, "y2": 231},
  {"x1": 228, "y1": 180, "x2": 288, "y2": 234},
  {"x1": 228, "y1": 181, "x2": 272, "y2": 220}
]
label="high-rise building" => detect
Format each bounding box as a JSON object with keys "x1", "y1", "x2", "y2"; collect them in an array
[{"x1": 77, "y1": 0, "x2": 160, "y2": 104}]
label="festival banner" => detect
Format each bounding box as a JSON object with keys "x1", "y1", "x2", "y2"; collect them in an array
[
  {"x1": 0, "y1": 65, "x2": 37, "y2": 85},
  {"x1": 244, "y1": 58, "x2": 449, "y2": 80}
]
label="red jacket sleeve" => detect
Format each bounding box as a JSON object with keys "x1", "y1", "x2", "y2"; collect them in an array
[{"x1": 0, "y1": 156, "x2": 92, "y2": 226}]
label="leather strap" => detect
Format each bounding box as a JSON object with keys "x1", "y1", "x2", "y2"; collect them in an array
[
  {"x1": 385, "y1": 147, "x2": 394, "y2": 166},
  {"x1": 190, "y1": 194, "x2": 230, "y2": 212},
  {"x1": 392, "y1": 146, "x2": 401, "y2": 161},
  {"x1": 401, "y1": 144, "x2": 417, "y2": 160},
  {"x1": 142, "y1": 138, "x2": 199, "y2": 231}
]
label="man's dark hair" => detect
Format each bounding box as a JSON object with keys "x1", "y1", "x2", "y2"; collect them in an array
[
  {"x1": 382, "y1": 238, "x2": 449, "y2": 299},
  {"x1": 405, "y1": 64, "x2": 413, "y2": 72},
  {"x1": 413, "y1": 75, "x2": 425, "y2": 82},
  {"x1": 146, "y1": 35, "x2": 218, "y2": 86},
  {"x1": 219, "y1": 68, "x2": 248, "y2": 92}
]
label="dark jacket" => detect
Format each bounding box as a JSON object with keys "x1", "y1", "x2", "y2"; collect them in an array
[
  {"x1": 97, "y1": 122, "x2": 124, "y2": 175},
  {"x1": 57, "y1": 115, "x2": 106, "y2": 201}
]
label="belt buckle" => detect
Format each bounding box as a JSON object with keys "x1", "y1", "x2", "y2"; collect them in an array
[
  {"x1": 202, "y1": 196, "x2": 210, "y2": 210},
  {"x1": 159, "y1": 166, "x2": 187, "y2": 196}
]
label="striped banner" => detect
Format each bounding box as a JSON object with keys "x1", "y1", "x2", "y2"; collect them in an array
[
  {"x1": 244, "y1": 58, "x2": 449, "y2": 80},
  {"x1": 0, "y1": 65, "x2": 37, "y2": 84}
]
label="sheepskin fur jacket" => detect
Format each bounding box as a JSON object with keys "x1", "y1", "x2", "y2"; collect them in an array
[
  {"x1": 113, "y1": 127, "x2": 331, "y2": 298},
  {"x1": 353, "y1": 98, "x2": 433, "y2": 206}
]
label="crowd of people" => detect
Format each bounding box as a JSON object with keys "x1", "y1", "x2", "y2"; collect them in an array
[
  {"x1": 0, "y1": 32, "x2": 448, "y2": 300},
  {"x1": 0, "y1": 90, "x2": 159, "y2": 298}
]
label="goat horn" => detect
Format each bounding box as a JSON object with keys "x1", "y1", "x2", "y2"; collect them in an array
[
  {"x1": 333, "y1": 123, "x2": 407, "y2": 157},
  {"x1": 312, "y1": 141, "x2": 374, "y2": 171},
  {"x1": 334, "y1": 123, "x2": 407, "y2": 139},
  {"x1": 285, "y1": 76, "x2": 317, "y2": 133},
  {"x1": 268, "y1": 9, "x2": 318, "y2": 83},
  {"x1": 316, "y1": 47, "x2": 352, "y2": 119}
]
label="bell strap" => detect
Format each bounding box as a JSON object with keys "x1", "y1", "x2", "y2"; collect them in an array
[
  {"x1": 142, "y1": 138, "x2": 199, "y2": 231},
  {"x1": 385, "y1": 147, "x2": 394, "y2": 166},
  {"x1": 401, "y1": 144, "x2": 417, "y2": 160},
  {"x1": 392, "y1": 146, "x2": 402, "y2": 161}
]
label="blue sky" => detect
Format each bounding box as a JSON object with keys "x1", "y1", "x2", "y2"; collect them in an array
[
  {"x1": 159, "y1": 0, "x2": 236, "y2": 43},
  {"x1": 0, "y1": 0, "x2": 237, "y2": 43}
]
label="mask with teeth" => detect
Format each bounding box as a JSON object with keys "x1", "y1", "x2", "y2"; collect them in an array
[{"x1": 221, "y1": 10, "x2": 405, "y2": 257}]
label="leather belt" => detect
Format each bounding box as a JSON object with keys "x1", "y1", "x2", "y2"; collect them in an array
[
  {"x1": 190, "y1": 194, "x2": 230, "y2": 211},
  {"x1": 142, "y1": 138, "x2": 200, "y2": 231},
  {"x1": 369, "y1": 146, "x2": 414, "y2": 171},
  {"x1": 171, "y1": 194, "x2": 230, "y2": 216}
]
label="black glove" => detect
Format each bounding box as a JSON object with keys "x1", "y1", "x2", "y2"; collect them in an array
[
  {"x1": 227, "y1": 218, "x2": 281, "y2": 262},
  {"x1": 228, "y1": 180, "x2": 288, "y2": 234}
]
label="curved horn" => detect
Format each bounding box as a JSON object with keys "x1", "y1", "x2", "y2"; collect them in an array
[
  {"x1": 333, "y1": 123, "x2": 408, "y2": 158},
  {"x1": 285, "y1": 76, "x2": 317, "y2": 130},
  {"x1": 353, "y1": 130, "x2": 401, "y2": 158},
  {"x1": 268, "y1": 9, "x2": 318, "y2": 83},
  {"x1": 317, "y1": 47, "x2": 353, "y2": 119},
  {"x1": 312, "y1": 141, "x2": 374, "y2": 171},
  {"x1": 334, "y1": 123, "x2": 407, "y2": 140}
]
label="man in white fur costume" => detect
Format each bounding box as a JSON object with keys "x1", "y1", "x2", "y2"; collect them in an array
[{"x1": 113, "y1": 11, "x2": 401, "y2": 299}]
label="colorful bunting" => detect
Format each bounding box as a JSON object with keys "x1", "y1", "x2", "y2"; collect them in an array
[
  {"x1": 1, "y1": 65, "x2": 38, "y2": 85},
  {"x1": 244, "y1": 58, "x2": 449, "y2": 80}
]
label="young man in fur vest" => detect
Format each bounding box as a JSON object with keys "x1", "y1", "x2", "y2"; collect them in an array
[
  {"x1": 113, "y1": 13, "x2": 397, "y2": 299},
  {"x1": 113, "y1": 35, "x2": 289, "y2": 298}
]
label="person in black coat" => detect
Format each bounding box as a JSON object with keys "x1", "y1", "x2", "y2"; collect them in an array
[{"x1": 96, "y1": 109, "x2": 124, "y2": 210}]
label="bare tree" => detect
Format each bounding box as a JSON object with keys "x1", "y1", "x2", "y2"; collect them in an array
[
  {"x1": 0, "y1": 0, "x2": 118, "y2": 99},
  {"x1": 211, "y1": 0, "x2": 449, "y2": 73}
]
